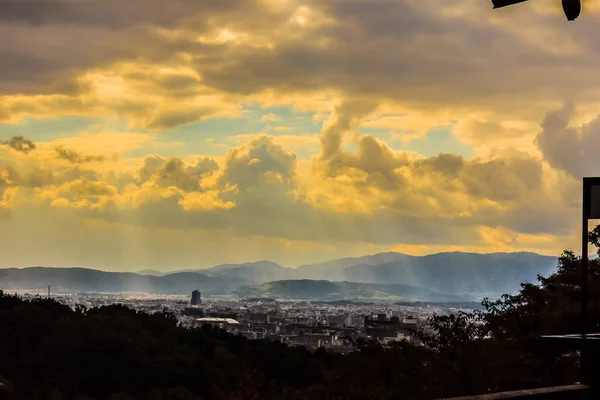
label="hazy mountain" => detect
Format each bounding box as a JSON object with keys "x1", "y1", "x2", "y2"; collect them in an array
[
  {"x1": 236, "y1": 280, "x2": 469, "y2": 302},
  {"x1": 294, "y1": 252, "x2": 414, "y2": 281},
  {"x1": 136, "y1": 269, "x2": 167, "y2": 276},
  {"x1": 342, "y1": 252, "x2": 557, "y2": 295},
  {"x1": 154, "y1": 252, "x2": 557, "y2": 296},
  {"x1": 0, "y1": 252, "x2": 559, "y2": 298},
  {"x1": 200, "y1": 261, "x2": 294, "y2": 285},
  {"x1": 162, "y1": 261, "x2": 293, "y2": 285},
  {"x1": 0, "y1": 267, "x2": 244, "y2": 294}
]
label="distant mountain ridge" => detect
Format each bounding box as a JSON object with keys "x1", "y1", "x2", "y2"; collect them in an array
[
  {"x1": 341, "y1": 252, "x2": 557, "y2": 295},
  {"x1": 0, "y1": 267, "x2": 244, "y2": 294},
  {"x1": 200, "y1": 261, "x2": 291, "y2": 285},
  {"x1": 182, "y1": 251, "x2": 558, "y2": 295},
  {"x1": 235, "y1": 280, "x2": 469, "y2": 302},
  {"x1": 158, "y1": 261, "x2": 291, "y2": 284},
  {"x1": 292, "y1": 252, "x2": 413, "y2": 281},
  {"x1": 0, "y1": 252, "x2": 559, "y2": 299}
]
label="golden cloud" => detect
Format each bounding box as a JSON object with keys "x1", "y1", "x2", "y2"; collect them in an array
[
  {"x1": 0, "y1": 61, "x2": 243, "y2": 130},
  {"x1": 5, "y1": 0, "x2": 600, "y2": 138},
  {"x1": 2, "y1": 0, "x2": 598, "y2": 265},
  {"x1": 0, "y1": 121, "x2": 582, "y2": 259},
  {"x1": 179, "y1": 191, "x2": 236, "y2": 211}
]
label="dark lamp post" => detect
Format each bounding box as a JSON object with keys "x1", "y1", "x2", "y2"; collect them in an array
[
  {"x1": 581, "y1": 178, "x2": 600, "y2": 336},
  {"x1": 541, "y1": 178, "x2": 600, "y2": 389}
]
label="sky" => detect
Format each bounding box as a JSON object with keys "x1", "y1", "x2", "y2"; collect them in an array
[{"x1": 1, "y1": 0, "x2": 600, "y2": 271}]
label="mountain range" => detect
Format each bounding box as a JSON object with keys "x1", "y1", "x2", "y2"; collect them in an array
[
  {"x1": 234, "y1": 280, "x2": 469, "y2": 302},
  {"x1": 0, "y1": 251, "x2": 559, "y2": 301},
  {"x1": 196, "y1": 252, "x2": 557, "y2": 296}
]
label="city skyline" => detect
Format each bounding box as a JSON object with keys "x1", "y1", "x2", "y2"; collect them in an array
[{"x1": 2, "y1": 0, "x2": 600, "y2": 271}]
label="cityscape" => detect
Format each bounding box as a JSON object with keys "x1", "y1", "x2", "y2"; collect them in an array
[{"x1": 12, "y1": 288, "x2": 463, "y2": 353}]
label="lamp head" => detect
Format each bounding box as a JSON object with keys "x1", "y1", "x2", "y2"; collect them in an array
[
  {"x1": 563, "y1": 0, "x2": 581, "y2": 21},
  {"x1": 492, "y1": 0, "x2": 581, "y2": 21}
]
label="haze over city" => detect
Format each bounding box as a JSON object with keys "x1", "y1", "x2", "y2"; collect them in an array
[{"x1": 2, "y1": 0, "x2": 600, "y2": 273}]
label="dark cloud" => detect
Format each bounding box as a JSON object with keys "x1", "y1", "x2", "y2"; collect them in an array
[
  {"x1": 0, "y1": 0, "x2": 244, "y2": 29},
  {"x1": 156, "y1": 158, "x2": 202, "y2": 192},
  {"x1": 3, "y1": 0, "x2": 600, "y2": 127},
  {"x1": 137, "y1": 155, "x2": 219, "y2": 192},
  {"x1": 218, "y1": 135, "x2": 296, "y2": 190},
  {"x1": 320, "y1": 100, "x2": 379, "y2": 160},
  {"x1": 55, "y1": 145, "x2": 105, "y2": 163},
  {"x1": 414, "y1": 153, "x2": 464, "y2": 177},
  {"x1": 147, "y1": 2, "x2": 592, "y2": 137},
  {"x1": 0, "y1": 162, "x2": 106, "y2": 189},
  {"x1": 461, "y1": 152, "x2": 543, "y2": 202},
  {"x1": 536, "y1": 104, "x2": 600, "y2": 178},
  {"x1": 194, "y1": 0, "x2": 587, "y2": 108},
  {"x1": 59, "y1": 166, "x2": 101, "y2": 184},
  {"x1": 188, "y1": 158, "x2": 220, "y2": 177},
  {"x1": 0, "y1": 0, "x2": 249, "y2": 94},
  {"x1": 145, "y1": 107, "x2": 222, "y2": 130},
  {"x1": 315, "y1": 100, "x2": 410, "y2": 191},
  {"x1": 139, "y1": 156, "x2": 167, "y2": 182},
  {"x1": 23, "y1": 167, "x2": 55, "y2": 188},
  {"x1": 67, "y1": 178, "x2": 116, "y2": 198},
  {"x1": 0, "y1": 136, "x2": 36, "y2": 153}
]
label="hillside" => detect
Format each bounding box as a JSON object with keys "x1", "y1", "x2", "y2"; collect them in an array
[
  {"x1": 0, "y1": 267, "x2": 244, "y2": 294},
  {"x1": 201, "y1": 261, "x2": 295, "y2": 285},
  {"x1": 161, "y1": 261, "x2": 294, "y2": 285},
  {"x1": 136, "y1": 269, "x2": 166, "y2": 276},
  {"x1": 235, "y1": 279, "x2": 469, "y2": 302},
  {"x1": 342, "y1": 252, "x2": 557, "y2": 295},
  {"x1": 293, "y1": 252, "x2": 414, "y2": 281}
]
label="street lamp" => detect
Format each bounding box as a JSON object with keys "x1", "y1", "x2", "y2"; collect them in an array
[
  {"x1": 542, "y1": 178, "x2": 600, "y2": 386},
  {"x1": 581, "y1": 178, "x2": 600, "y2": 336},
  {"x1": 491, "y1": 0, "x2": 581, "y2": 21}
]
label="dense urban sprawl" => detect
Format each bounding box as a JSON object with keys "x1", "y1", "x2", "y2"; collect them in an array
[{"x1": 12, "y1": 290, "x2": 475, "y2": 352}]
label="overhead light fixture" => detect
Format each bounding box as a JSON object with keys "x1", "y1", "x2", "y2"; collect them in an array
[{"x1": 491, "y1": 0, "x2": 581, "y2": 21}]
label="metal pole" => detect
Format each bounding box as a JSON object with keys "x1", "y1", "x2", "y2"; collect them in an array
[
  {"x1": 582, "y1": 180, "x2": 590, "y2": 336},
  {"x1": 581, "y1": 179, "x2": 590, "y2": 384},
  {"x1": 582, "y1": 220, "x2": 588, "y2": 331}
]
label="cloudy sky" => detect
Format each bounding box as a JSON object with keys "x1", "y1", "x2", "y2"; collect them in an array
[{"x1": 1, "y1": 0, "x2": 599, "y2": 271}]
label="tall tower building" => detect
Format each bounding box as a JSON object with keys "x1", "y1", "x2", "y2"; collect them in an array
[{"x1": 191, "y1": 290, "x2": 201, "y2": 307}]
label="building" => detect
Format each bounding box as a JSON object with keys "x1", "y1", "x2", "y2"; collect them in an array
[
  {"x1": 248, "y1": 312, "x2": 268, "y2": 324},
  {"x1": 365, "y1": 315, "x2": 401, "y2": 340},
  {"x1": 182, "y1": 307, "x2": 204, "y2": 317},
  {"x1": 327, "y1": 315, "x2": 347, "y2": 328},
  {"x1": 191, "y1": 290, "x2": 201, "y2": 306},
  {"x1": 192, "y1": 317, "x2": 240, "y2": 334}
]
